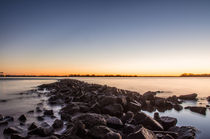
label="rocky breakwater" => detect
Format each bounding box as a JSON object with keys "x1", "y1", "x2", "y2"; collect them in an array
[{"x1": 1, "y1": 79, "x2": 198, "y2": 139}]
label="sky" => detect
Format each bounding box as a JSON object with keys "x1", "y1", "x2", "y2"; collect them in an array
[{"x1": 0, "y1": 0, "x2": 210, "y2": 76}]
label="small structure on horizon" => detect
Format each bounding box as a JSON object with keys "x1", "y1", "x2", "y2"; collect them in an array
[{"x1": 0, "y1": 72, "x2": 5, "y2": 77}]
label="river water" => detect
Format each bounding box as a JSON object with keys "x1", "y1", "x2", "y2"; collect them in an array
[{"x1": 0, "y1": 77, "x2": 210, "y2": 138}]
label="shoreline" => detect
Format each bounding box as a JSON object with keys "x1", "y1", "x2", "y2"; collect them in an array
[{"x1": 0, "y1": 79, "x2": 209, "y2": 139}]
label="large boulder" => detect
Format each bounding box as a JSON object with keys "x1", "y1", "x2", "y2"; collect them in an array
[
  {"x1": 107, "y1": 116, "x2": 123, "y2": 129},
  {"x1": 169, "y1": 126, "x2": 197, "y2": 139},
  {"x1": 178, "y1": 93, "x2": 197, "y2": 100},
  {"x1": 143, "y1": 91, "x2": 157, "y2": 100},
  {"x1": 103, "y1": 132, "x2": 122, "y2": 139},
  {"x1": 89, "y1": 125, "x2": 112, "y2": 139},
  {"x1": 160, "y1": 116, "x2": 177, "y2": 130},
  {"x1": 127, "y1": 127, "x2": 157, "y2": 139},
  {"x1": 71, "y1": 113, "x2": 106, "y2": 128},
  {"x1": 126, "y1": 101, "x2": 141, "y2": 113},
  {"x1": 52, "y1": 119, "x2": 63, "y2": 129},
  {"x1": 121, "y1": 111, "x2": 134, "y2": 124},
  {"x1": 132, "y1": 112, "x2": 163, "y2": 131},
  {"x1": 102, "y1": 103, "x2": 124, "y2": 117},
  {"x1": 3, "y1": 127, "x2": 20, "y2": 135},
  {"x1": 185, "y1": 106, "x2": 206, "y2": 115},
  {"x1": 28, "y1": 126, "x2": 54, "y2": 137}
]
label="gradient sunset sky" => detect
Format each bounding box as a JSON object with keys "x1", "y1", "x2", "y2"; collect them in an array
[{"x1": 1, "y1": 0, "x2": 210, "y2": 76}]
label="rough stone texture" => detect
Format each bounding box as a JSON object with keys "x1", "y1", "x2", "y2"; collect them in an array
[
  {"x1": 179, "y1": 93, "x2": 197, "y2": 100},
  {"x1": 127, "y1": 127, "x2": 157, "y2": 139}
]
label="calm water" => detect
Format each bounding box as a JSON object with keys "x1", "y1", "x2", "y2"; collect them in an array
[{"x1": 0, "y1": 77, "x2": 210, "y2": 138}]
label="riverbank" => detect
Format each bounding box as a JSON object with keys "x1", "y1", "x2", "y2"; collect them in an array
[{"x1": 0, "y1": 79, "x2": 209, "y2": 138}]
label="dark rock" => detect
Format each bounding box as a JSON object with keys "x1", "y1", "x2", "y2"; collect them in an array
[
  {"x1": 28, "y1": 122, "x2": 38, "y2": 130},
  {"x1": 173, "y1": 104, "x2": 183, "y2": 111},
  {"x1": 132, "y1": 112, "x2": 163, "y2": 131},
  {"x1": 36, "y1": 106, "x2": 42, "y2": 112},
  {"x1": 159, "y1": 116, "x2": 177, "y2": 130},
  {"x1": 169, "y1": 126, "x2": 197, "y2": 139},
  {"x1": 122, "y1": 124, "x2": 136, "y2": 134},
  {"x1": 127, "y1": 101, "x2": 141, "y2": 113},
  {"x1": 102, "y1": 103, "x2": 124, "y2": 116},
  {"x1": 71, "y1": 113, "x2": 107, "y2": 128},
  {"x1": 41, "y1": 122, "x2": 50, "y2": 127},
  {"x1": 0, "y1": 114, "x2": 3, "y2": 120},
  {"x1": 185, "y1": 106, "x2": 206, "y2": 115},
  {"x1": 3, "y1": 127, "x2": 20, "y2": 134},
  {"x1": 4, "y1": 116, "x2": 14, "y2": 122},
  {"x1": 103, "y1": 132, "x2": 122, "y2": 139},
  {"x1": 89, "y1": 125, "x2": 112, "y2": 138},
  {"x1": 153, "y1": 131, "x2": 178, "y2": 138},
  {"x1": 52, "y1": 119, "x2": 63, "y2": 129},
  {"x1": 27, "y1": 110, "x2": 34, "y2": 113},
  {"x1": 163, "y1": 134, "x2": 174, "y2": 139},
  {"x1": 18, "y1": 114, "x2": 27, "y2": 122},
  {"x1": 37, "y1": 116, "x2": 44, "y2": 121},
  {"x1": 0, "y1": 120, "x2": 8, "y2": 126},
  {"x1": 11, "y1": 134, "x2": 26, "y2": 139},
  {"x1": 99, "y1": 96, "x2": 118, "y2": 106},
  {"x1": 44, "y1": 109, "x2": 54, "y2": 116},
  {"x1": 127, "y1": 127, "x2": 157, "y2": 139},
  {"x1": 143, "y1": 91, "x2": 157, "y2": 100},
  {"x1": 28, "y1": 126, "x2": 54, "y2": 137},
  {"x1": 179, "y1": 93, "x2": 197, "y2": 100},
  {"x1": 0, "y1": 99, "x2": 7, "y2": 102},
  {"x1": 107, "y1": 116, "x2": 123, "y2": 129},
  {"x1": 121, "y1": 111, "x2": 134, "y2": 124},
  {"x1": 207, "y1": 96, "x2": 210, "y2": 101}
]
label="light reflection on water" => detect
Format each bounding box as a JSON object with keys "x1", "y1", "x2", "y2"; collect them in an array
[{"x1": 0, "y1": 77, "x2": 210, "y2": 138}]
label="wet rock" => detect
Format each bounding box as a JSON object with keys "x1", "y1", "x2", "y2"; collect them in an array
[
  {"x1": 18, "y1": 114, "x2": 27, "y2": 122},
  {"x1": 52, "y1": 119, "x2": 63, "y2": 129},
  {"x1": 71, "y1": 113, "x2": 107, "y2": 128},
  {"x1": 121, "y1": 111, "x2": 134, "y2": 124},
  {"x1": 107, "y1": 116, "x2": 123, "y2": 129},
  {"x1": 103, "y1": 132, "x2": 122, "y2": 139},
  {"x1": 37, "y1": 116, "x2": 44, "y2": 121},
  {"x1": 127, "y1": 101, "x2": 141, "y2": 113},
  {"x1": 28, "y1": 122, "x2": 38, "y2": 130},
  {"x1": 4, "y1": 115, "x2": 14, "y2": 122},
  {"x1": 132, "y1": 112, "x2": 163, "y2": 131},
  {"x1": 179, "y1": 93, "x2": 197, "y2": 100},
  {"x1": 44, "y1": 109, "x2": 54, "y2": 116},
  {"x1": 99, "y1": 96, "x2": 118, "y2": 106},
  {"x1": 28, "y1": 126, "x2": 54, "y2": 137},
  {"x1": 102, "y1": 103, "x2": 124, "y2": 116},
  {"x1": 11, "y1": 134, "x2": 26, "y2": 139},
  {"x1": 173, "y1": 104, "x2": 183, "y2": 111},
  {"x1": 0, "y1": 99, "x2": 7, "y2": 102},
  {"x1": 122, "y1": 124, "x2": 136, "y2": 134},
  {"x1": 41, "y1": 122, "x2": 50, "y2": 127},
  {"x1": 3, "y1": 127, "x2": 20, "y2": 134},
  {"x1": 169, "y1": 126, "x2": 197, "y2": 139},
  {"x1": 0, "y1": 120, "x2": 8, "y2": 126},
  {"x1": 89, "y1": 125, "x2": 112, "y2": 138},
  {"x1": 185, "y1": 106, "x2": 206, "y2": 115},
  {"x1": 0, "y1": 114, "x2": 3, "y2": 120},
  {"x1": 127, "y1": 127, "x2": 157, "y2": 139},
  {"x1": 27, "y1": 110, "x2": 34, "y2": 114},
  {"x1": 143, "y1": 91, "x2": 157, "y2": 100},
  {"x1": 160, "y1": 116, "x2": 177, "y2": 130},
  {"x1": 36, "y1": 106, "x2": 42, "y2": 112}
]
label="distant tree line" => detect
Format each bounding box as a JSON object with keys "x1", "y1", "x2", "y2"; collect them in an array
[{"x1": 181, "y1": 73, "x2": 210, "y2": 77}]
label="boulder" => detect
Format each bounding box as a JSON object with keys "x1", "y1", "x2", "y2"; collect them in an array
[
  {"x1": 11, "y1": 134, "x2": 26, "y2": 139},
  {"x1": 127, "y1": 127, "x2": 157, "y2": 139},
  {"x1": 71, "y1": 113, "x2": 107, "y2": 128},
  {"x1": 122, "y1": 124, "x2": 136, "y2": 135},
  {"x1": 28, "y1": 126, "x2": 54, "y2": 137},
  {"x1": 52, "y1": 119, "x2": 63, "y2": 129},
  {"x1": 3, "y1": 127, "x2": 20, "y2": 134},
  {"x1": 103, "y1": 132, "x2": 122, "y2": 139},
  {"x1": 132, "y1": 112, "x2": 163, "y2": 131},
  {"x1": 0, "y1": 114, "x2": 3, "y2": 120},
  {"x1": 169, "y1": 126, "x2": 197, "y2": 139},
  {"x1": 89, "y1": 125, "x2": 112, "y2": 138},
  {"x1": 121, "y1": 111, "x2": 134, "y2": 124},
  {"x1": 44, "y1": 109, "x2": 54, "y2": 116},
  {"x1": 207, "y1": 96, "x2": 210, "y2": 101},
  {"x1": 28, "y1": 122, "x2": 38, "y2": 130},
  {"x1": 107, "y1": 116, "x2": 123, "y2": 129},
  {"x1": 99, "y1": 96, "x2": 118, "y2": 106},
  {"x1": 159, "y1": 116, "x2": 177, "y2": 130},
  {"x1": 179, "y1": 93, "x2": 197, "y2": 100},
  {"x1": 18, "y1": 114, "x2": 27, "y2": 122},
  {"x1": 173, "y1": 104, "x2": 183, "y2": 111},
  {"x1": 185, "y1": 106, "x2": 206, "y2": 115},
  {"x1": 102, "y1": 103, "x2": 124, "y2": 117},
  {"x1": 143, "y1": 91, "x2": 157, "y2": 100},
  {"x1": 0, "y1": 120, "x2": 8, "y2": 126},
  {"x1": 127, "y1": 101, "x2": 141, "y2": 113}
]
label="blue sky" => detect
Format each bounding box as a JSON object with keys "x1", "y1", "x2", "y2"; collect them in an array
[{"x1": 1, "y1": 0, "x2": 210, "y2": 75}]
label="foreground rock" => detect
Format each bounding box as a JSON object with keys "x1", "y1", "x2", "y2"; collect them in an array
[
  {"x1": 178, "y1": 93, "x2": 197, "y2": 100},
  {"x1": 127, "y1": 127, "x2": 157, "y2": 139}
]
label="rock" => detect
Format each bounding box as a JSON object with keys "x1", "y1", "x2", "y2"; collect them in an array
[
  {"x1": 4, "y1": 116, "x2": 14, "y2": 122},
  {"x1": 27, "y1": 110, "x2": 34, "y2": 113},
  {"x1": 28, "y1": 122, "x2": 38, "y2": 130},
  {"x1": 122, "y1": 124, "x2": 136, "y2": 134},
  {"x1": 127, "y1": 101, "x2": 141, "y2": 113},
  {"x1": 127, "y1": 127, "x2": 157, "y2": 139},
  {"x1": 121, "y1": 111, "x2": 134, "y2": 124},
  {"x1": 71, "y1": 113, "x2": 107, "y2": 128},
  {"x1": 185, "y1": 106, "x2": 206, "y2": 115},
  {"x1": 28, "y1": 126, "x2": 54, "y2": 137},
  {"x1": 99, "y1": 96, "x2": 118, "y2": 106},
  {"x1": 207, "y1": 96, "x2": 210, "y2": 101},
  {"x1": 18, "y1": 114, "x2": 27, "y2": 122},
  {"x1": 89, "y1": 125, "x2": 112, "y2": 138},
  {"x1": 103, "y1": 132, "x2": 122, "y2": 139},
  {"x1": 132, "y1": 112, "x2": 163, "y2": 131},
  {"x1": 163, "y1": 134, "x2": 174, "y2": 139},
  {"x1": 3, "y1": 127, "x2": 20, "y2": 134},
  {"x1": 11, "y1": 134, "x2": 26, "y2": 139},
  {"x1": 44, "y1": 109, "x2": 54, "y2": 116},
  {"x1": 173, "y1": 104, "x2": 183, "y2": 111},
  {"x1": 107, "y1": 116, "x2": 123, "y2": 129},
  {"x1": 143, "y1": 91, "x2": 157, "y2": 100},
  {"x1": 159, "y1": 116, "x2": 177, "y2": 130},
  {"x1": 37, "y1": 116, "x2": 44, "y2": 121},
  {"x1": 0, "y1": 114, "x2": 3, "y2": 120},
  {"x1": 102, "y1": 103, "x2": 124, "y2": 116},
  {"x1": 36, "y1": 107, "x2": 42, "y2": 112},
  {"x1": 0, "y1": 120, "x2": 8, "y2": 126},
  {"x1": 169, "y1": 126, "x2": 197, "y2": 139},
  {"x1": 52, "y1": 119, "x2": 63, "y2": 129},
  {"x1": 153, "y1": 131, "x2": 178, "y2": 138},
  {"x1": 179, "y1": 93, "x2": 197, "y2": 100}
]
